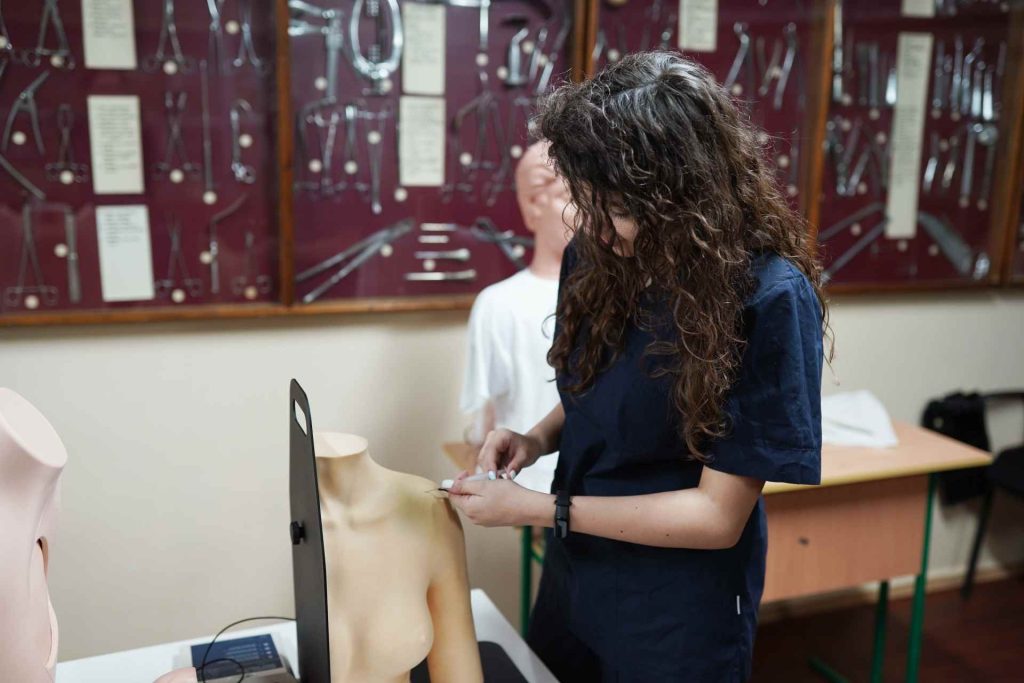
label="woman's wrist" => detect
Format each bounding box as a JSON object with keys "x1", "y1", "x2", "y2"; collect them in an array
[
  {"x1": 523, "y1": 491, "x2": 556, "y2": 528},
  {"x1": 524, "y1": 428, "x2": 552, "y2": 459}
]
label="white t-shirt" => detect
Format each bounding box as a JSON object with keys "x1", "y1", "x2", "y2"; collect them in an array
[{"x1": 460, "y1": 269, "x2": 561, "y2": 493}]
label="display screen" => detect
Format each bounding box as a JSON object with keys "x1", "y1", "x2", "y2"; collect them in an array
[{"x1": 190, "y1": 634, "x2": 282, "y2": 680}]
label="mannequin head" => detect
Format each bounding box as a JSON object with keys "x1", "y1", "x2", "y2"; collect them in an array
[
  {"x1": 515, "y1": 140, "x2": 574, "y2": 278},
  {"x1": 0, "y1": 388, "x2": 67, "y2": 682}
]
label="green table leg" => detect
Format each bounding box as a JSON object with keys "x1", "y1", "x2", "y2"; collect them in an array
[
  {"x1": 871, "y1": 580, "x2": 889, "y2": 683},
  {"x1": 809, "y1": 657, "x2": 849, "y2": 683},
  {"x1": 905, "y1": 474, "x2": 937, "y2": 683},
  {"x1": 520, "y1": 525, "x2": 533, "y2": 637}
]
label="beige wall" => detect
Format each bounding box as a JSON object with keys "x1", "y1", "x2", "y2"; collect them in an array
[{"x1": 1, "y1": 292, "x2": 1023, "y2": 662}]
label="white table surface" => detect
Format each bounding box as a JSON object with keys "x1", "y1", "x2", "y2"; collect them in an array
[{"x1": 57, "y1": 589, "x2": 556, "y2": 683}]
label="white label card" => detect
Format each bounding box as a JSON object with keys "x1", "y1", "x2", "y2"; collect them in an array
[
  {"x1": 88, "y1": 95, "x2": 145, "y2": 194},
  {"x1": 82, "y1": 0, "x2": 138, "y2": 70},
  {"x1": 402, "y1": 4, "x2": 446, "y2": 95},
  {"x1": 885, "y1": 32, "x2": 933, "y2": 239},
  {"x1": 679, "y1": 0, "x2": 718, "y2": 53},
  {"x1": 399, "y1": 96, "x2": 445, "y2": 187},
  {"x1": 901, "y1": 0, "x2": 936, "y2": 18},
  {"x1": 96, "y1": 205, "x2": 155, "y2": 302}
]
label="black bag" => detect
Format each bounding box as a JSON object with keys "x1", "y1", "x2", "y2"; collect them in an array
[{"x1": 921, "y1": 392, "x2": 990, "y2": 504}]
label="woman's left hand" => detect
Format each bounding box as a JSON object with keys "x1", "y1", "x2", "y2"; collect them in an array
[{"x1": 447, "y1": 477, "x2": 551, "y2": 528}]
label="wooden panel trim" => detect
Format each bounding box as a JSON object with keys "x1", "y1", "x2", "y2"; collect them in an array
[
  {"x1": 997, "y1": 6, "x2": 1024, "y2": 284},
  {"x1": 802, "y1": 0, "x2": 834, "y2": 240}
]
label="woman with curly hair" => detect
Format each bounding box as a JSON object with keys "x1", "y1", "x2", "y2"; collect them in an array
[{"x1": 448, "y1": 51, "x2": 829, "y2": 681}]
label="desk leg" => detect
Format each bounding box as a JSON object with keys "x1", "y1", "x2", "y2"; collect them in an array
[
  {"x1": 871, "y1": 580, "x2": 889, "y2": 683},
  {"x1": 520, "y1": 525, "x2": 533, "y2": 637},
  {"x1": 905, "y1": 474, "x2": 936, "y2": 683}
]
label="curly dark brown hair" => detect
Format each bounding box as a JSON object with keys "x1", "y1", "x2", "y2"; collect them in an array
[{"x1": 534, "y1": 51, "x2": 831, "y2": 460}]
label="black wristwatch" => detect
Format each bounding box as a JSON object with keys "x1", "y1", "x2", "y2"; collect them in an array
[{"x1": 554, "y1": 490, "x2": 572, "y2": 539}]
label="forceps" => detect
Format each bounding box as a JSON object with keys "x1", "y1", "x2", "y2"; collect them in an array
[
  {"x1": 297, "y1": 218, "x2": 414, "y2": 303},
  {"x1": 232, "y1": 230, "x2": 271, "y2": 298},
  {"x1": 156, "y1": 215, "x2": 202, "y2": 298},
  {"x1": 233, "y1": 0, "x2": 269, "y2": 73},
  {"x1": 230, "y1": 99, "x2": 256, "y2": 184},
  {"x1": 2, "y1": 71, "x2": 51, "y2": 154},
  {"x1": 155, "y1": 92, "x2": 199, "y2": 180},
  {"x1": 5, "y1": 202, "x2": 58, "y2": 308},
  {"x1": 144, "y1": 0, "x2": 194, "y2": 73},
  {"x1": 45, "y1": 104, "x2": 88, "y2": 184},
  {"x1": 19, "y1": 0, "x2": 74, "y2": 69}
]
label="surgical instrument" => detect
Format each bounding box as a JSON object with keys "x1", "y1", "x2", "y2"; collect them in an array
[
  {"x1": 144, "y1": 0, "x2": 193, "y2": 74},
  {"x1": 724, "y1": 23, "x2": 754, "y2": 96},
  {"x1": 822, "y1": 219, "x2": 888, "y2": 284},
  {"x1": 353, "y1": 108, "x2": 391, "y2": 213},
  {"x1": 45, "y1": 105, "x2": 88, "y2": 185},
  {"x1": 20, "y1": 0, "x2": 74, "y2": 69},
  {"x1": 233, "y1": 0, "x2": 269, "y2": 73},
  {"x1": 503, "y1": 17, "x2": 530, "y2": 88},
  {"x1": 207, "y1": 193, "x2": 248, "y2": 295},
  {"x1": 773, "y1": 24, "x2": 797, "y2": 110},
  {"x1": 349, "y1": 0, "x2": 403, "y2": 96},
  {"x1": 471, "y1": 217, "x2": 532, "y2": 269},
  {"x1": 0, "y1": 152, "x2": 46, "y2": 200},
  {"x1": 535, "y1": 11, "x2": 571, "y2": 95},
  {"x1": 415, "y1": 248, "x2": 471, "y2": 262},
  {"x1": 0, "y1": 1, "x2": 12, "y2": 57},
  {"x1": 831, "y1": 0, "x2": 843, "y2": 102},
  {"x1": 230, "y1": 99, "x2": 257, "y2": 184},
  {"x1": 155, "y1": 91, "x2": 199, "y2": 182},
  {"x1": 5, "y1": 202, "x2": 58, "y2": 308},
  {"x1": 3, "y1": 71, "x2": 50, "y2": 155},
  {"x1": 816, "y1": 202, "x2": 885, "y2": 243},
  {"x1": 201, "y1": 61, "x2": 217, "y2": 204},
  {"x1": 405, "y1": 269, "x2": 477, "y2": 282},
  {"x1": 297, "y1": 218, "x2": 414, "y2": 303},
  {"x1": 156, "y1": 214, "x2": 202, "y2": 300},
  {"x1": 922, "y1": 132, "x2": 939, "y2": 194},
  {"x1": 233, "y1": 230, "x2": 271, "y2": 299},
  {"x1": 918, "y1": 211, "x2": 977, "y2": 278},
  {"x1": 960, "y1": 123, "x2": 980, "y2": 207},
  {"x1": 61, "y1": 205, "x2": 80, "y2": 303},
  {"x1": 975, "y1": 123, "x2": 997, "y2": 211},
  {"x1": 207, "y1": 0, "x2": 228, "y2": 74}
]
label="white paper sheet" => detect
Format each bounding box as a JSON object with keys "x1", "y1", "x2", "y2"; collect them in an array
[
  {"x1": 402, "y1": 4, "x2": 446, "y2": 95},
  {"x1": 82, "y1": 0, "x2": 138, "y2": 70},
  {"x1": 399, "y1": 96, "x2": 445, "y2": 187},
  {"x1": 96, "y1": 205, "x2": 155, "y2": 302},
  {"x1": 88, "y1": 95, "x2": 145, "y2": 195},
  {"x1": 679, "y1": 0, "x2": 718, "y2": 53},
  {"x1": 901, "y1": 0, "x2": 936, "y2": 18},
  {"x1": 821, "y1": 390, "x2": 899, "y2": 448},
  {"x1": 885, "y1": 33, "x2": 933, "y2": 239}
]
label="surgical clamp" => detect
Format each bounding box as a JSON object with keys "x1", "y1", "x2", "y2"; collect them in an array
[
  {"x1": 233, "y1": 0, "x2": 269, "y2": 73},
  {"x1": 3, "y1": 71, "x2": 50, "y2": 155},
  {"x1": 232, "y1": 230, "x2": 271, "y2": 299},
  {"x1": 144, "y1": 0, "x2": 194, "y2": 74},
  {"x1": 154, "y1": 91, "x2": 200, "y2": 181},
  {"x1": 5, "y1": 202, "x2": 58, "y2": 308},
  {"x1": 207, "y1": 0, "x2": 228, "y2": 74},
  {"x1": 20, "y1": 0, "x2": 74, "y2": 69},
  {"x1": 45, "y1": 104, "x2": 88, "y2": 184},
  {"x1": 724, "y1": 23, "x2": 754, "y2": 96},
  {"x1": 230, "y1": 99, "x2": 257, "y2": 184},
  {"x1": 349, "y1": 0, "x2": 403, "y2": 96},
  {"x1": 297, "y1": 218, "x2": 414, "y2": 304},
  {"x1": 156, "y1": 214, "x2": 202, "y2": 299},
  {"x1": 773, "y1": 24, "x2": 798, "y2": 110},
  {"x1": 208, "y1": 193, "x2": 248, "y2": 295},
  {"x1": 0, "y1": 152, "x2": 46, "y2": 200}
]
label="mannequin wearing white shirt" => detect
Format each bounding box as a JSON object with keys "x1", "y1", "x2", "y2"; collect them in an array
[{"x1": 460, "y1": 140, "x2": 574, "y2": 494}]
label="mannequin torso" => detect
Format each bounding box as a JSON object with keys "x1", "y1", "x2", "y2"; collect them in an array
[{"x1": 315, "y1": 433, "x2": 482, "y2": 683}]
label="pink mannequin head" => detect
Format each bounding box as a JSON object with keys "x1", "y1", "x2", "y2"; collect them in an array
[
  {"x1": 0, "y1": 388, "x2": 67, "y2": 682},
  {"x1": 515, "y1": 140, "x2": 575, "y2": 278}
]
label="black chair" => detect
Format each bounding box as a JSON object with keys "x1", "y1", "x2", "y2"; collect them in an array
[{"x1": 921, "y1": 391, "x2": 1024, "y2": 599}]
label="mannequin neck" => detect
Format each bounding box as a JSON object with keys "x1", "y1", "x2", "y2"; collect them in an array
[
  {"x1": 528, "y1": 228, "x2": 565, "y2": 280},
  {"x1": 314, "y1": 433, "x2": 386, "y2": 509}
]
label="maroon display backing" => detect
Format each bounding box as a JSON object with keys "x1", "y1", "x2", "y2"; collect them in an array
[
  {"x1": 290, "y1": 0, "x2": 574, "y2": 304},
  {"x1": 0, "y1": 0, "x2": 279, "y2": 319},
  {"x1": 817, "y1": 0, "x2": 1012, "y2": 287}
]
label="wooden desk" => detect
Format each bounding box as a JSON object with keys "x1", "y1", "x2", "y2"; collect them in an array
[{"x1": 443, "y1": 422, "x2": 992, "y2": 682}]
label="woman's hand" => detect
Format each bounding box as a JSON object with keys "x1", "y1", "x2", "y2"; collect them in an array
[
  {"x1": 477, "y1": 428, "x2": 544, "y2": 475},
  {"x1": 447, "y1": 478, "x2": 553, "y2": 529}
]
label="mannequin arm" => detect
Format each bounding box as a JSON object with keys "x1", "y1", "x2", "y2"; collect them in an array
[{"x1": 425, "y1": 500, "x2": 483, "y2": 683}]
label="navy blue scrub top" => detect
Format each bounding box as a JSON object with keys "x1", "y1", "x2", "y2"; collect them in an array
[{"x1": 550, "y1": 242, "x2": 823, "y2": 681}]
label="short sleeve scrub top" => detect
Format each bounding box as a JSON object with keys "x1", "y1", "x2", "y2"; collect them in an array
[{"x1": 527, "y1": 243, "x2": 824, "y2": 682}]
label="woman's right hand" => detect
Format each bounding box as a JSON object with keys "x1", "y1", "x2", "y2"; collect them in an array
[{"x1": 476, "y1": 429, "x2": 543, "y2": 476}]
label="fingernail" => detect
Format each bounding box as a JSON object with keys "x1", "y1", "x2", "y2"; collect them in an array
[
  {"x1": 488, "y1": 470, "x2": 496, "y2": 480},
  {"x1": 509, "y1": 470, "x2": 517, "y2": 480}
]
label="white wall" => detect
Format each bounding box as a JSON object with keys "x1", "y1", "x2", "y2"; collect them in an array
[{"x1": 1, "y1": 292, "x2": 1023, "y2": 662}]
